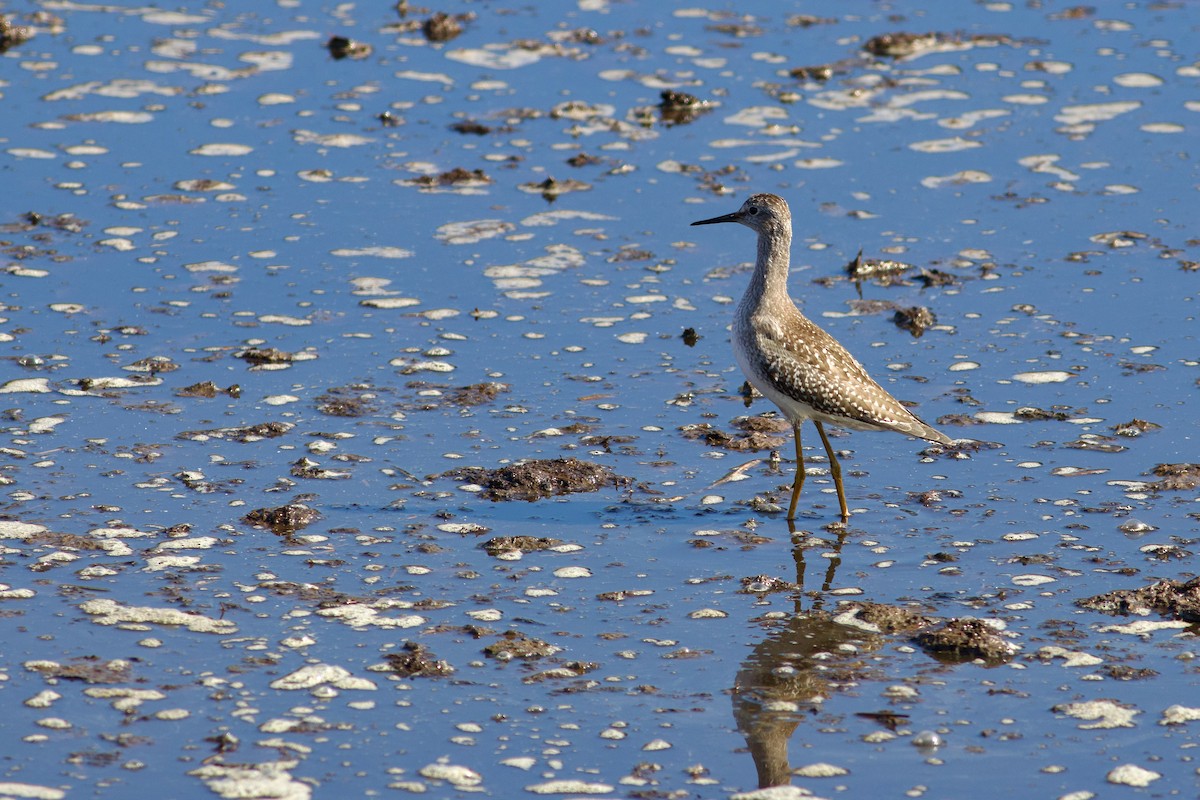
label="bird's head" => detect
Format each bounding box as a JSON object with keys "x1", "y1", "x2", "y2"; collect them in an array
[{"x1": 691, "y1": 193, "x2": 791, "y2": 233}]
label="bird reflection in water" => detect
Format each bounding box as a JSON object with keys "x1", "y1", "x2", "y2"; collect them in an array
[{"x1": 732, "y1": 521, "x2": 878, "y2": 790}]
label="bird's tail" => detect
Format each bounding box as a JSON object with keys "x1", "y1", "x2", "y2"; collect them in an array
[{"x1": 895, "y1": 417, "x2": 954, "y2": 446}]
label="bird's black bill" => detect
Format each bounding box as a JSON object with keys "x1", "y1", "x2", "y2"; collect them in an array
[{"x1": 691, "y1": 212, "x2": 739, "y2": 226}]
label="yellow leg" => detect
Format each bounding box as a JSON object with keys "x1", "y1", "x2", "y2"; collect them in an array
[
  {"x1": 814, "y1": 421, "x2": 849, "y2": 522},
  {"x1": 786, "y1": 423, "x2": 805, "y2": 520}
]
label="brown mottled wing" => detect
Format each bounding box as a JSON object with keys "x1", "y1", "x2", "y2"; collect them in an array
[{"x1": 755, "y1": 309, "x2": 951, "y2": 443}]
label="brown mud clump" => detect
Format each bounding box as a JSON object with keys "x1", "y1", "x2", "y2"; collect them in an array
[
  {"x1": 1111, "y1": 418, "x2": 1160, "y2": 437},
  {"x1": 846, "y1": 250, "x2": 914, "y2": 281},
  {"x1": 423, "y1": 12, "x2": 473, "y2": 42},
  {"x1": 1077, "y1": 577, "x2": 1200, "y2": 622},
  {"x1": 0, "y1": 15, "x2": 33, "y2": 53},
  {"x1": 483, "y1": 630, "x2": 560, "y2": 660},
  {"x1": 892, "y1": 306, "x2": 935, "y2": 338},
  {"x1": 176, "y1": 381, "x2": 241, "y2": 399},
  {"x1": 243, "y1": 503, "x2": 321, "y2": 534},
  {"x1": 26, "y1": 657, "x2": 133, "y2": 684},
  {"x1": 520, "y1": 176, "x2": 591, "y2": 201},
  {"x1": 451, "y1": 120, "x2": 492, "y2": 135},
  {"x1": 443, "y1": 458, "x2": 626, "y2": 501},
  {"x1": 841, "y1": 601, "x2": 936, "y2": 634},
  {"x1": 316, "y1": 387, "x2": 378, "y2": 417},
  {"x1": 1147, "y1": 463, "x2": 1200, "y2": 492},
  {"x1": 916, "y1": 267, "x2": 959, "y2": 288},
  {"x1": 178, "y1": 421, "x2": 293, "y2": 443},
  {"x1": 914, "y1": 617, "x2": 1018, "y2": 664},
  {"x1": 1014, "y1": 406, "x2": 1073, "y2": 421},
  {"x1": 658, "y1": 90, "x2": 713, "y2": 126},
  {"x1": 446, "y1": 381, "x2": 509, "y2": 406},
  {"x1": 679, "y1": 415, "x2": 789, "y2": 451},
  {"x1": 863, "y1": 31, "x2": 1013, "y2": 60},
  {"x1": 325, "y1": 36, "x2": 371, "y2": 60},
  {"x1": 789, "y1": 64, "x2": 836, "y2": 81},
  {"x1": 235, "y1": 347, "x2": 297, "y2": 365},
  {"x1": 413, "y1": 167, "x2": 491, "y2": 187},
  {"x1": 386, "y1": 642, "x2": 455, "y2": 678},
  {"x1": 482, "y1": 536, "x2": 562, "y2": 556}
]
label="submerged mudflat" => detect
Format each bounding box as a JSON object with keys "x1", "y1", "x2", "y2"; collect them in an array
[{"x1": 1, "y1": 1, "x2": 1198, "y2": 797}]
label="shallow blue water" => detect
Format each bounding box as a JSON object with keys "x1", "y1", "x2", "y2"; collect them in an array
[{"x1": 1, "y1": 1, "x2": 1198, "y2": 797}]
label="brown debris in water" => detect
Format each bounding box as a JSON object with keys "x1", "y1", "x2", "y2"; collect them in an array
[
  {"x1": 855, "y1": 710, "x2": 910, "y2": 731},
  {"x1": 446, "y1": 382, "x2": 509, "y2": 406},
  {"x1": 846, "y1": 298, "x2": 898, "y2": 316},
  {"x1": 658, "y1": 90, "x2": 713, "y2": 126},
  {"x1": 0, "y1": 15, "x2": 33, "y2": 53},
  {"x1": 401, "y1": 380, "x2": 509, "y2": 410},
  {"x1": 566, "y1": 152, "x2": 602, "y2": 167},
  {"x1": 1147, "y1": 463, "x2": 1200, "y2": 492},
  {"x1": 29, "y1": 531, "x2": 107, "y2": 551},
  {"x1": 423, "y1": 12, "x2": 473, "y2": 42},
  {"x1": 577, "y1": 433, "x2": 636, "y2": 455},
  {"x1": 1100, "y1": 664, "x2": 1159, "y2": 681},
  {"x1": 243, "y1": 503, "x2": 320, "y2": 534},
  {"x1": 1118, "y1": 359, "x2": 1166, "y2": 375},
  {"x1": 1111, "y1": 418, "x2": 1160, "y2": 437},
  {"x1": 325, "y1": 36, "x2": 371, "y2": 60},
  {"x1": 1063, "y1": 434, "x2": 1125, "y2": 453},
  {"x1": 892, "y1": 306, "x2": 935, "y2": 337},
  {"x1": 1077, "y1": 577, "x2": 1200, "y2": 622},
  {"x1": 385, "y1": 642, "x2": 455, "y2": 678},
  {"x1": 451, "y1": 120, "x2": 493, "y2": 135},
  {"x1": 914, "y1": 618, "x2": 1018, "y2": 664},
  {"x1": 178, "y1": 421, "x2": 293, "y2": 442},
  {"x1": 841, "y1": 601, "x2": 936, "y2": 634},
  {"x1": 679, "y1": 415, "x2": 789, "y2": 451},
  {"x1": 789, "y1": 64, "x2": 836, "y2": 81},
  {"x1": 596, "y1": 589, "x2": 654, "y2": 602},
  {"x1": 481, "y1": 536, "x2": 562, "y2": 556},
  {"x1": 206, "y1": 732, "x2": 240, "y2": 756},
  {"x1": 732, "y1": 415, "x2": 791, "y2": 434},
  {"x1": 315, "y1": 387, "x2": 378, "y2": 417},
  {"x1": 413, "y1": 167, "x2": 491, "y2": 187},
  {"x1": 1049, "y1": 6, "x2": 1095, "y2": 20},
  {"x1": 846, "y1": 249, "x2": 914, "y2": 280},
  {"x1": 124, "y1": 356, "x2": 179, "y2": 374},
  {"x1": 706, "y1": 20, "x2": 763, "y2": 38},
  {"x1": 443, "y1": 457, "x2": 625, "y2": 501},
  {"x1": 915, "y1": 268, "x2": 959, "y2": 288},
  {"x1": 864, "y1": 32, "x2": 942, "y2": 58},
  {"x1": 258, "y1": 581, "x2": 360, "y2": 602},
  {"x1": 483, "y1": 630, "x2": 560, "y2": 660},
  {"x1": 291, "y1": 457, "x2": 351, "y2": 480},
  {"x1": 519, "y1": 176, "x2": 591, "y2": 201},
  {"x1": 524, "y1": 661, "x2": 600, "y2": 684},
  {"x1": 738, "y1": 575, "x2": 797, "y2": 594},
  {"x1": 4, "y1": 211, "x2": 86, "y2": 233},
  {"x1": 690, "y1": 528, "x2": 770, "y2": 548},
  {"x1": 863, "y1": 31, "x2": 1013, "y2": 59},
  {"x1": 235, "y1": 347, "x2": 296, "y2": 365},
  {"x1": 27, "y1": 657, "x2": 133, "y2": 684},
  {"x1": 788, "y1": 14, "x2": 837, "y2": 27},
  {"x1": 907, "y1": 488, "x2": 963, "y2": 508},
  {"x1": 1014, "y1": 405, "x2": 1073, "y2": 421},
  {"x1": 176, "y1": 381, "x2": 242, "y2": 399},
  {"x1": 607, "y1": 246, "x2": 654, "y2": 263}
]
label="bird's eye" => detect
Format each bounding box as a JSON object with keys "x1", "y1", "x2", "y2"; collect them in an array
[{"x1": 747, "y1": 206, "x2": 759, "y2": 215}]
